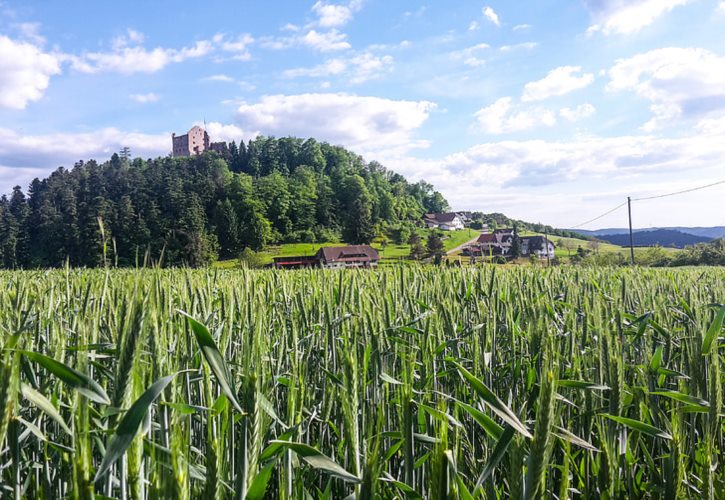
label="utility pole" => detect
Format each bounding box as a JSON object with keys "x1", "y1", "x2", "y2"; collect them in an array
[
  {"x1": 544, "y1": 227, "x2": 552, "y2": 267},
  {"x1": 627, "y1": 196, "x2": 635, "y2": 265}
]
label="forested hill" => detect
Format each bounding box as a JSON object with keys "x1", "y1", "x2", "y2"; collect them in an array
[{"x1": 0, "y1": 137, "x2": 449, "y2": 268}]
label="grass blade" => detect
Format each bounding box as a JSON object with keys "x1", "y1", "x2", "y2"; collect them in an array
[
  {"x1": 178, "y1": 311, "x2": 243, "y2": 412},
  {"x1": 94, "y1": 373, "x2": 176, "y2": 482},
  {"x1": 600, "y1": 414, "x2": 672, "y2": 440},
  {"x1": 449, "y1": 360, "x2": 532, "y2": 439},
  {"x1": 268, "y1": 440, "x2": 361, "y2": 483},
  {"x1": 21, "y1": 351, "x2": 110, "y2": 405},
  {"x1": 21, "y1": 383, "x2": 72, "y2": 436}
]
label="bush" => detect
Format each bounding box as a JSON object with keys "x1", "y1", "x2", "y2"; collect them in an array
[
  {"x1": 314, "y1": 226, "x2": 341, "y2": 243},
  {"x1": 239, "y1": 248, "x2": 267, "y2": 269},
  {"x1": 285, "y1": 229, "x2": 316, "y2": 244}
]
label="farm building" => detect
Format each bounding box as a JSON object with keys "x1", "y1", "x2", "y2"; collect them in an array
[
  {"x1": 463, "y1": 230, "x2": 555, "y2": 259},
  {"x1": 423, "y1": 213, "x2": 465, "y2": 231},
  {"x1": 273, "y1": 245, "x2": 380, "y2": 269}
]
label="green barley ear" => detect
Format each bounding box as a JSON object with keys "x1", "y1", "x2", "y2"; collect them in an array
[{"x1": 525, "y1": 369, "x2": 557, "y2": 500}]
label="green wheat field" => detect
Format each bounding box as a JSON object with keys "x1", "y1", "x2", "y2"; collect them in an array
[{"x1": 0, "y1": 266, "x2": 723, "y2": 499}]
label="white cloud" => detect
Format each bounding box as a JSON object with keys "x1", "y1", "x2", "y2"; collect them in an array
[
  {"x1": 214, "y1": 33, "x2": 254, "y2": 61},
  {"x1": 204, "y1": 74, "x2": 234, "y2": 82},
  {"x1": 112, "y1": 28, "x2": 145, "y2": 50},
  {"x1": 585, "y1": 0, "x2": 692, "y2": 35},
  {"x1": 0, "y1": 127, "x2": 169, "y2": 175},
  {"x1": 522, "y1": 66, "x2": 594, "y2": 102},
  {"x1": 449, "y1": 43, "x2": 490, "y2": 67},
  {"x1": 483, "y1": 6, "x2": 501, "y2": 26},
  {"x1": 468, "y1": 21, "x2": 479, "y2": 31},
  {"x1": 474, "y1": 97, "x2": 556, "y2": 134},
  {"x1": 0, "y1": 35, "x2": 61, "y2": 109},
  {"x1": 285, "y1": 52, "x2": 393, "y2": 84},
  {"x1": 70, "y1": 37, "x2": 213, "y2": 74},
  {"x1": 262, "y1": 29, "x2": 351, "y2": 52},
  {"x1": 559, "y1": 103, "x2": 596, "y2": 121},
  {"x1": 130, "y1": 92, "x2": 159, "y2": 103},
  {"x1": 234, "y1": 93, "x2": 436, "y2": 156},
  {"x1": 385, "y1": 125, "x2": 725, "y2": 223},
  {"x1": 607, "y1": 47, "x2": 725, "y2": 130},
  {"x1": 513, "y1": 24, "x2": 531, "y2": 31},
  {"x1": 198, "y1": 122, "x2": 253, "y2": 144},
  {"x1": 499, "y1": 42, "x2": 538, "y2": 52},
  {"x1": 719, "y1": 1, "x2": 725, "y2": 12},
  {"x1": 13, "y1": 22, "x2": 45, "y2": 45},
  {"x1": 312, "y1": 0, "x2": 363, "y2": 28},
  {"x1": 301, "y1": 29, "x2": 351, "y2": 52}
]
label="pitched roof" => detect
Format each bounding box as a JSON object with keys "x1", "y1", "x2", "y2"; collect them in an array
[
  {"x1": 317, "y1": 245, "x2": 379, "y2": 263},
  {"x1": 424, "y1": 212, "x2": 460, "y2": 223},
  {"x1": 521, "y1": 236, "x2": 553, "y2": 250},
  {"x1": 477, "y1": 233, "x2": 496, "y2": 243}
]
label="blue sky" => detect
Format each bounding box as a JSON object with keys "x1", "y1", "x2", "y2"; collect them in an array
[{"x1": 1, "y1": 0, "x2": 724, "y2": 229}]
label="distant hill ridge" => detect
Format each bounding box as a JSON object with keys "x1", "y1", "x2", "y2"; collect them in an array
[
  {"x1": 586, "y1": 229, "x2": 713, "y2": 248},
  {"x1": 573, "y1": 226, "x2": 725, "y2": 239}
]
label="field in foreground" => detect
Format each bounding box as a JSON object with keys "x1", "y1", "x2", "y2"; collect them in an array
[{"x1": 0, "y1": 266, "x2": 723, "y2": 498}]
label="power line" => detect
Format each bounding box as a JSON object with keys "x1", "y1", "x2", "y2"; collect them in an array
[
  {"x1": 568, "y1": 178, "x2": 725, "y2": 230},
  {"x1": 569, "y1": 201, "x2": 628, "y2": 229},
  {"x1": 631, "y1": 179, "x2": 725, "y2": 201}
]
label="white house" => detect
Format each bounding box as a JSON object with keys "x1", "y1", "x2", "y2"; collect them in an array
[
  {"x1": 423, "y1": 213, "x2": 465, "y2": 231},
  {"x1": 521, "y1": 236, "x2": 555, "y2": 259}
]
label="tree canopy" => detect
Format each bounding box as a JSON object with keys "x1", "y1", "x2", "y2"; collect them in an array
[{"x1": 0, "y1": 137, "x2": 448, "y2": 268}]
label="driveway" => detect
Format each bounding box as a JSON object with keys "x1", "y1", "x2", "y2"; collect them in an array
[{"x1": 446, "y1": 234, "x2": 481, "y2": 255}]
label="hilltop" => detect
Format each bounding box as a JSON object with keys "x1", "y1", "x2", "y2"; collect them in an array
[{"x1": 0, "y1": 137, "x2": 448, "y2": 268}]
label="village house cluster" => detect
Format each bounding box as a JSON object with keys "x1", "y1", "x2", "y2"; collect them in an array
[{"x1": 464, "y1": 228, "x2": 555, "y2": 259}]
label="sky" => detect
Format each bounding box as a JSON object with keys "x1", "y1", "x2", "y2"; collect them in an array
[{"x1": 1, "y1": 0, "x2": 724, "y2": 229}]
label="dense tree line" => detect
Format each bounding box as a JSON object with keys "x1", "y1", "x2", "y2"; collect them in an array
[
  {"x1": 467, "y1": 212, "x2": 592, "y2": 240},
  {"x1": 0, "y1": 137, "x2": 448, "y2": 268}
]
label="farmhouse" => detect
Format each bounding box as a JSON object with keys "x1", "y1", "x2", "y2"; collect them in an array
[
  {"x1": 465, "y1": 230, "x2": 555, "y2": 259},
  {"x1": 521, "y1": 236, "x2": 555, "y2": 259},
  {"x1": 423, "y1": 213, "x2": 465, "y2": 231},
  {"x1": 273, "y1": 245, "x2": 380, "y2": 269}
]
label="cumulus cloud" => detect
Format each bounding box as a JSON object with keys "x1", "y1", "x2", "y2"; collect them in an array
[
  {"x1": 70, "y1": 36, "x2": 213, "y2": 74},
  {"x1": 283, "y1": 52, "x2": 393, "y2": 84},
  {"x1": 234, "y1": 93, "x2": 436, "y2": 156},
  {"x1": 385, "y1": 124, "x2": 725, "y2": 222},
  {"x1": 213, "y1": 33, "x2": 254, "y2": 61},
  {"x1": 522, "y1": 66, "x2": 594, "y2": 102},
  {"x1": 559, "y1": 103, "x2": 596, "y2": 122},
  {"x1": 311, "y1": 0, "x2": 363, "y2": 28},
  {"x1": 585, "y1": 0, "x2": 692, "y2": 35},
  {"x1": 608, "y1": 47, "x2": 725, "y2": 130},
  {"x1": 474, "y1": 97, "x2": 556, "y2": 134},
  {"x1": 0, "y1": 127, "x2": 169, "y2": 179},
  {"x1": 199, "y1": 122, "x2": 254, "y2": 144},
  {"x1": 261, "y1": 29, "x2": 351, "y2": 52},
  {"x1": 130, "y1": 92, "x2": 159, "y2": 103},
  {"x1": 0, "y1": 35, "x2": 61, "y2": 109},
  {"x1": 483, "y1": 6, "x2": 501, "y2": 26}
]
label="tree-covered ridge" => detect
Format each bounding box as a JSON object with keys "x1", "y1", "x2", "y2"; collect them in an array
[{"x1": 0, "y1": 137, "x2": 449, "y2": 268}]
